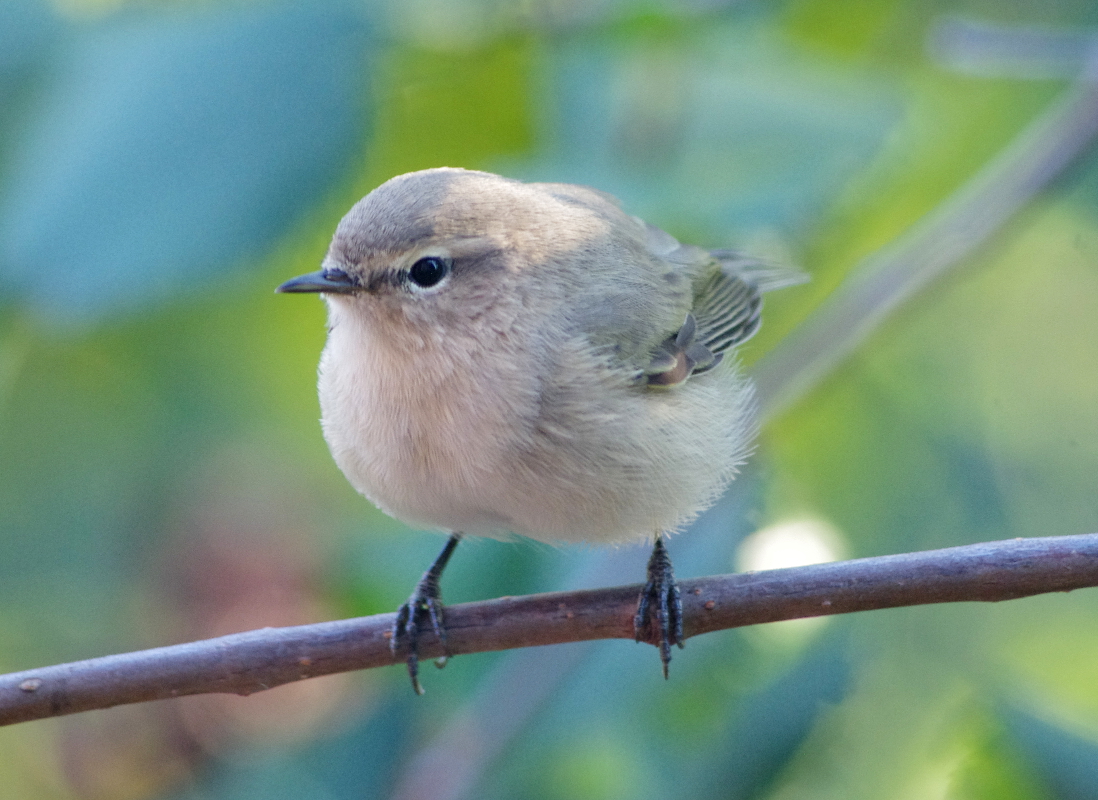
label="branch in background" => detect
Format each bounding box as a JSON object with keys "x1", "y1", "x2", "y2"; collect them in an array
[
  {"x1": 752, "y1": 52, "x2": 1098, "y2": 421},
  {"x1": 929, "y1": 17, "x2": 1098, "y2": 79},
  {"x1": 1, "y1": 533, "x2": 1096, "y2": 727}
]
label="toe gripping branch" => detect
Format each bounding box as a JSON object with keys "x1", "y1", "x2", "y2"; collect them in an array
[
  {"x1": 634, "y1": 535, "x2": 685, "y2": 678},
  {"x1": 392, "y1": 532, "x2": 463, "y2": 695}
]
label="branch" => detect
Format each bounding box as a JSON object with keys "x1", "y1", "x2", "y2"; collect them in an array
[
  {"x1": 1, "y1": 533, "x2": 1096, "y2": 727},
  {"x1": 752, "y1": 62, "x2": 1098, "y2": 419}
]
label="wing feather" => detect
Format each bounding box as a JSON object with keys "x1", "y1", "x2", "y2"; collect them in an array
[{"x1": 641, "y1": 239, "x2": 804, "y2": 387}]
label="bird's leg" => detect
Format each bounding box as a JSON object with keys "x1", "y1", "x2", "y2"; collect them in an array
[
  {"x1": 392, "y1": 532, "x2": 463, "y2": 695},
  {"x1": 634, "y1": 534, "x2": 685, "y2": 678}
]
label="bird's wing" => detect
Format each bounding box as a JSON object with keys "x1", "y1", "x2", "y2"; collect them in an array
[
  {"x1": 692, "y1": 259, "x2": 763, "y2": 356},
  {"x1": 641, "y1": 237, "x2": 805, "y2": 388}
]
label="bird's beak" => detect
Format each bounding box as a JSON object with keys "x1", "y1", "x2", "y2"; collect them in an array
[{"x1": 276, "y1": 269, "x2": 358, "y2": 294}]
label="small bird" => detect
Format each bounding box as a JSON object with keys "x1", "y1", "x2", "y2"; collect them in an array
[{"x1": 278, "y1": 167, "x2": 796, "y2": 693}]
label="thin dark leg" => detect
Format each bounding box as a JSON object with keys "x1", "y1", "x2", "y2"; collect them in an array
[
  {"x1": 634, "y1": 534, "x2": 685, "y2": 679},
  {"x1": 392, "y1": 532, "x2": 463, "y2": 695}
]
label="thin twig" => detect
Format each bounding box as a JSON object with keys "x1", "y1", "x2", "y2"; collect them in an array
[
  {"x1": 1, "y1": 533, "x2": 1096, "y2": 727},
  {"x1": 752, "y1": 59, "x2": 1098, "y2": 419}
]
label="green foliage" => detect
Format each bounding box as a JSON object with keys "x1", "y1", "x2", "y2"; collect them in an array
[{"x1": 1, "y1": 0, "x2": 1097, "y2": 798}]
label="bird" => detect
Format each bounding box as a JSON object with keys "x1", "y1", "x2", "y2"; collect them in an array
[{"x1": 277, "y1": 167, "x2": 797, "y2": 693}]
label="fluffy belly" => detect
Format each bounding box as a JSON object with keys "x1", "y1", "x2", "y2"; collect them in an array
[
  {"x1": 317, "y1": 332, "x2": 539, "y2": 537},
  {"x1": 317, "y1": 319, "x2": 754, "y2": 545}
]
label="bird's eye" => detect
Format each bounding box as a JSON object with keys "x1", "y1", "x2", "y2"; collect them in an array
[{"x1": 408, "y1": 256, "x2": 451, "y2": 289}]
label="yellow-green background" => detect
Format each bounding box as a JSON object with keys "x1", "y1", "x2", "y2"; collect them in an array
[{"x1": 1, "y1": 0, "x2": 1097, "y2": 798}]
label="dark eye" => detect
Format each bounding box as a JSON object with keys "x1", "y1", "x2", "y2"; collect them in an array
[{"x1": 408, "y1": 256, "x2": 451, "y2": 288}]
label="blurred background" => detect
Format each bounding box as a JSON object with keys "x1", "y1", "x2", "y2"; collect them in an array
[{"x1": 2, "y1": 0, "x2": 1098, "y2": 797}]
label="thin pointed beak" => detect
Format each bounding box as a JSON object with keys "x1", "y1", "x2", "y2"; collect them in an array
[{"x1": 276, "y1": 269, "x2": 358, "y2": 294}]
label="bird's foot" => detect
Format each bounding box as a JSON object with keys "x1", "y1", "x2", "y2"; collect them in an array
[
  {"x1": 634, "y1": 536, "x2": 684, "y2": 678},
  {"x1": 392, "y1": 580, "x2": 447, "y2": 695},
  {"x1": 391, "y1": 532, "x2": 462, "y2": 695}
]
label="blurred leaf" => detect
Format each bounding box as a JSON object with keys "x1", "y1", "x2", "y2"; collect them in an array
[
  {"x1": 0, "y1": 0, "x2": 372, "y2": 323},
  {"x1": 1005, "y1": 706, "x2": 1098, "y2": 800},
  {"x1": 682, "y1": 629, "x2": 852, "y2": 800},
  {"x1": 516, "y1": 21, "x2": 903, "y2": 242},
  {"x1": 362, "y1": 36, "x2": 537, "y2": 182},
  {"x1": 954, "y1": 711, "x2": 1053, "y2": 800},
  {"x1": 0, "y1": 1, "x2": 59, "y2": 74}
]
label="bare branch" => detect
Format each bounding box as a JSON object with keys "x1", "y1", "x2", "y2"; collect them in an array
[
  {"x1": 1, "y1": 533, "x2": 1096, "y2": 727},
  {"x1": 752, "y1": 66, "x2": 1098, "y2": 419}
]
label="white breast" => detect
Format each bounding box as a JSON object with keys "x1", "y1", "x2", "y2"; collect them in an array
[
  {"x1": 317, "y1": 298, "x2": 755, "y2": 545},
  {"x1": 317, "y1": 301, "x2": 541, "y2": 536}
]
